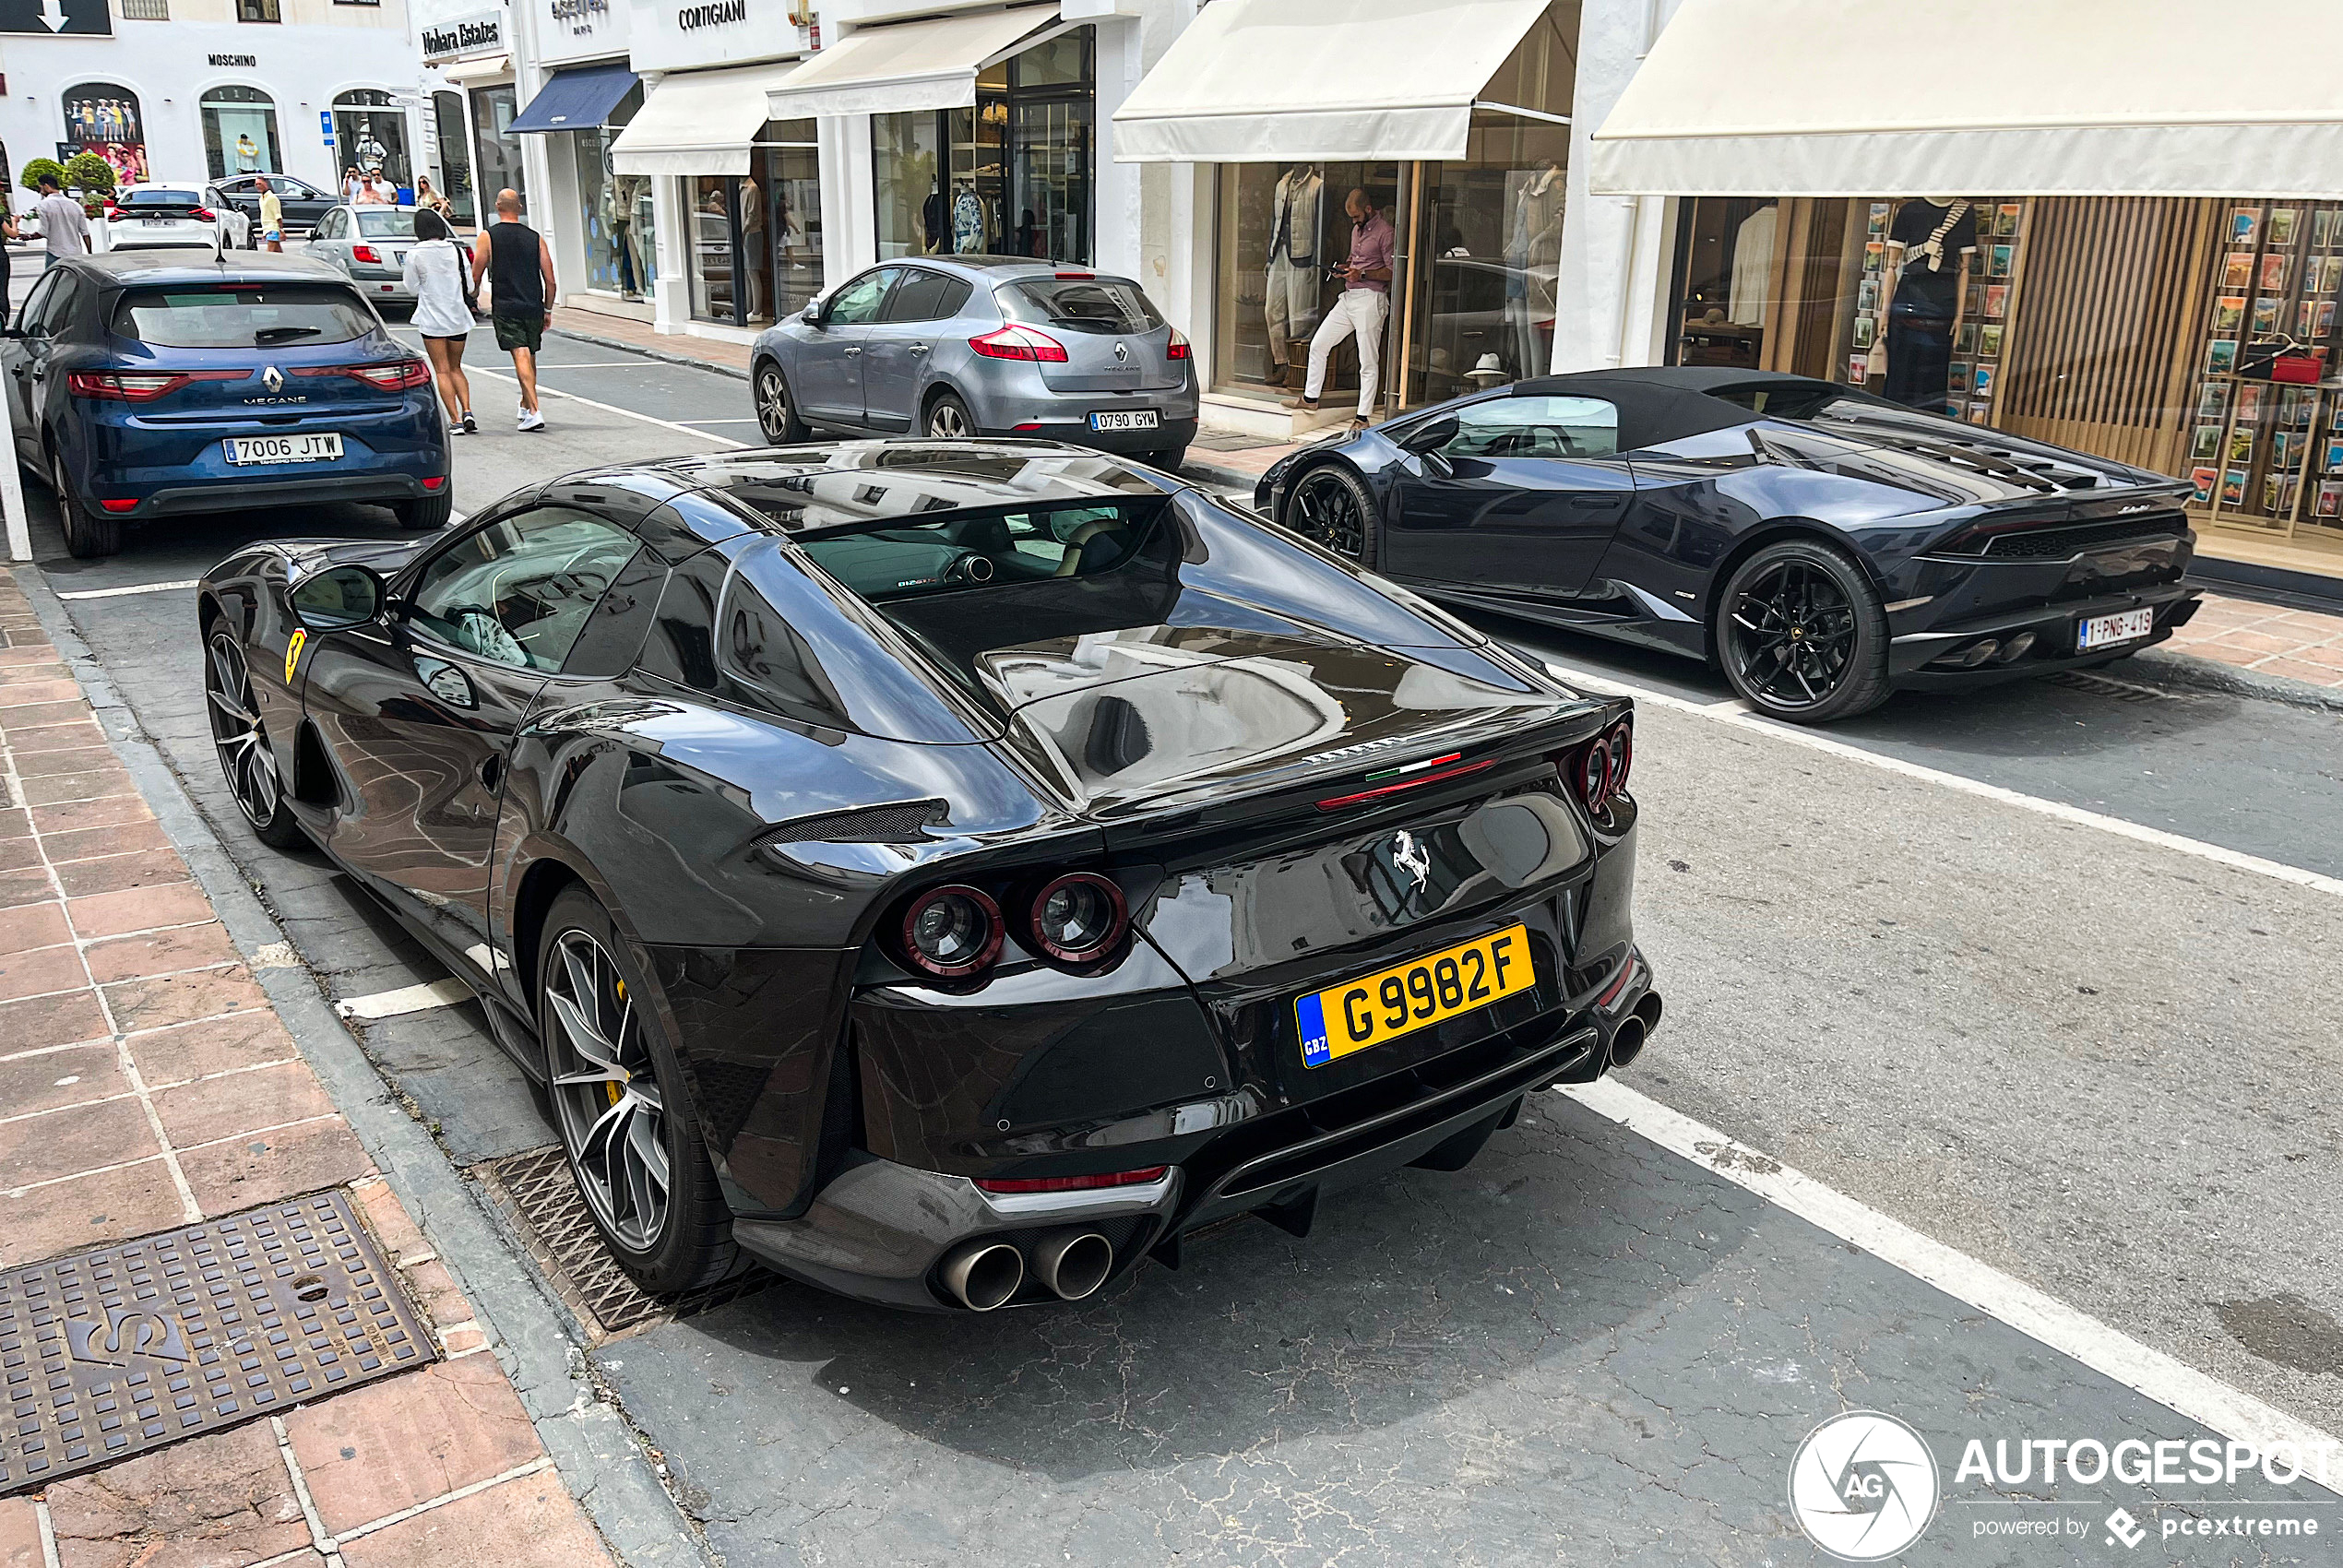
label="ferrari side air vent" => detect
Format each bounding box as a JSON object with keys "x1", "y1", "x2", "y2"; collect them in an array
[{"x1": 770, "y1": 800, "x2": 949, "y2": 843}]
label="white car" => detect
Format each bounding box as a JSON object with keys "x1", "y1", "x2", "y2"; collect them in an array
[{"x1": 96, "y1": 184, "x2": 252, "y2": 256}]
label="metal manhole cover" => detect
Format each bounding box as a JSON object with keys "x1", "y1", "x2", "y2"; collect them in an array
[
  {"x1": 0, "y1": 1190, "x2": 433, "y2": 1495},
  {"x1": 481, "y1": 1146, "x2": 770, "y2": 1339}
]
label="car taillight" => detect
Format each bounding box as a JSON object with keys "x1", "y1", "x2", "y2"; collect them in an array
[
  {"x1": 103, "y1": 206, "x2": 122, "y2": 221},
  {"x1": 969, "y1": 324, "x2": 1069, "y2": 362},
  {"x1": 294, "y1": 361, "x2": 432, "y2": 390},
  {"x1": 351, "y1": 244, "x2": 382, "y2": 264},
  {"x1": 896, "y1": 884, "x2": 1005, "y2": 980},
  {"x1": 66, "y1": 369, "x2": 244, "y2": 401},
  {"x1": 1026, "y1": 872, "x2": 1126, "y2": 964},
  {"x1": 974, "y1": 1166, "x2": 1167, "y2": 1194},
  {"x1": 1314, "y1": 754, "x2": 1493, "y2": 812},
  {"x1": 190, "y1": 207, "x2": 216, "y2": 222},
  {"x1": 1565, "y1": 721, "x2": 1634, "y2": 813},
  {"x1": 1166, "y1": 327, "x2": 1191, "y2": 362}
]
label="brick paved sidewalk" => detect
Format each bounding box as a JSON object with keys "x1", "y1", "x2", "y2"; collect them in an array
[
  {"x1": 2163, "y1": 591, "x2": 2343, "y2": 691},
  {"x1": 0, "y1": 569, "x2": 616, "y2": 1568}
]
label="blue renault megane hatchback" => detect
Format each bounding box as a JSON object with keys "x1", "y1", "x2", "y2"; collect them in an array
[{"x1": 1, "y1": 252, "x2": 449, "y2": 557}]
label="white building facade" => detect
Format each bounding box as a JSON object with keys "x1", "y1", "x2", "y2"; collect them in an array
[{"x1": 0, "y1": 0, "x2": 430, "y2": 203}]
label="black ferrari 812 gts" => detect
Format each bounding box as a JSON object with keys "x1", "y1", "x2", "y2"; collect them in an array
[
  {"x1": 196, "y1": 441, "x2": 1658, "y2": 1312},
  {"x1": 1257, "y1": 367, "x2": 2202, "y2": 722}
]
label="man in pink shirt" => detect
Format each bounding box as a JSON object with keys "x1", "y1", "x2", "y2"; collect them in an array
[{"x1": 1289, "y1": 188, "x2": 1395, "y2": 431}]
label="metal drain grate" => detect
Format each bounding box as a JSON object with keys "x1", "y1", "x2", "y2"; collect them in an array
[
  {"x1": 2045, "y1": 670, "x2": 2182, "y2": 703},
  {"x1": 0, "y1": 1191, "x2": 432, "y2": 1495},
  {"x1": 480, "y1": 1146, "x2": 770, "y2": 1338}
]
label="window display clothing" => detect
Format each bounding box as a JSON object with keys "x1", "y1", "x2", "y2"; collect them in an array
[
  {"x1": 1884, "y1": 198, "x2": 1975, "y2": 412},
  {"x1": 1505, "y1": 162, "x2": 1564, "y2": 375},
  {"x1": 1728, "y1": 204, "x2": 1778, "y2": 327},
  {"x1": 1264, "y1": 166, "x2": 1323, "y2": 369},
  {"x1": 953, "y1": 186, "x2": 983, "y2": 253},
  {"x1": 1303, "y1": 209, "x2": 1397, "y2": 417}
]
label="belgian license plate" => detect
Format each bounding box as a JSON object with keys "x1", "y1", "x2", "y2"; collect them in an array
[
  {"x1": 224, "y1": 434, "x2": 342, "y2": 466},
  {"x1": 2077, "y1": 607, "x2": 2155, "y2": 650},
  {"x1": 1295, "y1": 923, "x2": 1533, "y2": 1069},
  {"x1": 1089, "y1": 410, "x2": 1159, "y2": 432}
]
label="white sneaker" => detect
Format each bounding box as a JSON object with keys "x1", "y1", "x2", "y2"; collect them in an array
[
  {"x1": 517, "y1": 409, "x2": 545, "y2": 432},
  {"x1": 449, "y1": 420, "x2": 470, "y2": 436}
]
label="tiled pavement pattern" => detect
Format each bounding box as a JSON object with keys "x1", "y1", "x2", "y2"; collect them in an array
[
  {"x1": 0, "y1": 569, "x2": 617, "y2": 1567},
  {"x1": 2165, "y1": 589, "x2": 2343, "y2": 689}
]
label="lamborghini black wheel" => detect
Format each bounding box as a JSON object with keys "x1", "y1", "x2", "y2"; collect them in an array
[
  {"x1": 1285, "y1": 464, "x2": 1379, "y2": 568},
  {"x1": 1717, "y1": 539, "x2": 1891, "y2": 723}
]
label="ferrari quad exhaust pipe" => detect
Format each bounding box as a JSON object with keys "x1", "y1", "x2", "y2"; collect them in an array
[
  {"x1": 939, "y1": 1240, "x2": 1025, "y2": 1311},
  {"x1": 1029, "y1": 1229, "x2": 1114, "y2": 1301},
  {"x1": 1610, "y1": 992, "x2": 1665, "y2": 1069}
]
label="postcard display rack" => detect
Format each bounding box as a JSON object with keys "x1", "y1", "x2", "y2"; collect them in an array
[
  {"x1": 2189, "y1": 202, "x2": 2343, "y2": 539},
  {"x1": 1842, "y1": 198, "x2": 2029, "y2": 424}
]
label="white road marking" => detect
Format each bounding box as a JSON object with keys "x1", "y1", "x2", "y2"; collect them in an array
[
  {"x1": 57, "y1": 578, "x2": 200, "y2": 600},
  {"x1": 684, "y1": 417, "x2": 762, "y2": 425},
  {"x1": 459, "y1": 362, "x2": 749, "y2": 450},
  {"x1": 1541, "y1": 657, "x2": 2343, "y2": 900},
  {"x1": 334, "y1": 977, "x2": 473, "y2": 1021},
  {"x1": 1564, "y1": 1078, "x2": 2343, "y2": 1495}
]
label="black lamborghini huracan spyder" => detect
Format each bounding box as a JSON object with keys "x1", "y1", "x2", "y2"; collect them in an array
[
  {"x1": 196, "y1": 441, "x2": 1659, "y2": 1312},
  {"x1": 1257, "y1": 367, "x2": 2202, "y2": 723}
]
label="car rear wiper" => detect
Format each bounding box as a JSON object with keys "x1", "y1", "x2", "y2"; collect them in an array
[{"x1": 255, "y1": 327, "x2": 322, "y2": 344}]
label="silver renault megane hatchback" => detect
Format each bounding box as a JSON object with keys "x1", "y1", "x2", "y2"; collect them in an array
[{"x1": 749, "y1": 255, "x2": 1199, "y2": 471}]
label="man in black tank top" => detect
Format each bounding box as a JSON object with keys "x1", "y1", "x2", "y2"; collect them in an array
[{"x1": 469, "y1": 188, "x2": 557, "y2": 431}]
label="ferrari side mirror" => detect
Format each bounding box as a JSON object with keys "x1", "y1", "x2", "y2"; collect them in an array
[{"x1": 289, "y1": 564, "x2": 387, "y2": 629}]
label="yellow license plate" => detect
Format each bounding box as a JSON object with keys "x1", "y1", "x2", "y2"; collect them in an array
[{"x1": 1296, "y1": 924, "x2": 1532, "y2": 1068}]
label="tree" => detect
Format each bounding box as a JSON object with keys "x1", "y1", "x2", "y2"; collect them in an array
[
  {"x1": 63, "y1": 152, "x2": 118, "y2": 198},
  {"x1": 19, "y1": 158, "x2": 65, "y2": 196}
]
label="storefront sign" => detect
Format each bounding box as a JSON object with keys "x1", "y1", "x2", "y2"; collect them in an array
[
  {"x1": 676, "y1": 0, "x2": 744, "y2": 30},
  {"x1": 421, "y1": 11, "x2": 502, "y2": 61},
  {"x1": 631, "y1": 0, "x2": 798, "y2": 73},
  {"x1": 207, "y1": 53, "x2": 257, "y2": 66},
  {"x1": 540, "y1": 0, "x2": 627, "y2": 61},
  {"x1": 320, "y1": 109, "x2": 336, "y2": 145}
]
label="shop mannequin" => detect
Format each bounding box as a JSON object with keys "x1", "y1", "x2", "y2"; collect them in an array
[
  {"x1": 1505, "y1": 160, "x2": 1564, "y2": 375},
  {"x1": 1262, "y1": 163, "x2": 1323, "y2": 386},
  {"x1": 952, "y1": 180, "x2": 983, "y2": 253},
  {"x1": 1880, "y1": 196, "x2": 1976, "y2": 412}
]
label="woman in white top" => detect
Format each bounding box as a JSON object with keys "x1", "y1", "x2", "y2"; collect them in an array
[{"x1": 402, "y1": 209, "x2": 478, "y2": 434}]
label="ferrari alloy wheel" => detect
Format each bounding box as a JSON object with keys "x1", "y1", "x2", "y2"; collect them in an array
[
  {"x1": 204, "y1": 628, "x2": 306, "y2": 847},
  {"x1": 538, "y1": 888, "x2": 738, "y2": 1293},
  {"x1": 1285, "y1": 464, "x2": 1379, "y2": 567},
  {"x1": 927, "y1": 392, "x2": 974, "y2": 439},
  {"x1": 1717, "y1": 539, "x2": 1891, "y2": 723},
  {"x1": 755, "y1": 362, "x2": 806, "y2": 443}
]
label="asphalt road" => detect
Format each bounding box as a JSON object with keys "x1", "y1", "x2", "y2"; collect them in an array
[{"x1": 17, "y1": 303, "x2": 2343, "y2": 1565}]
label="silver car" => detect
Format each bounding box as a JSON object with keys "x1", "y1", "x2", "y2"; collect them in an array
[
  {"x1": 305, "y1": 205, "x2": 424, "y2": 311},
  {"x1": 750, "y1": 256, "x2": 1198, "y2": 469}
]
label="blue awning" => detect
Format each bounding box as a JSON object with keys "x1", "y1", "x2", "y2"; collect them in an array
[{"x1": 509, "y1": 63, "x2": 640, "y2": 135}]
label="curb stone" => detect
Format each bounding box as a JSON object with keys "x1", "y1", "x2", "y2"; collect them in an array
[
  {"x1": 550, "y1": 324, "x2": 752, "y2": 384},
  {"x1": 16, "y1": 566, "x2": 713, "y2": 1568}
]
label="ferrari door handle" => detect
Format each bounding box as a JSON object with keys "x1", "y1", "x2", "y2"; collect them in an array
[{"x1": 479, "y1": 754, "x2": 503, "y2": 792}]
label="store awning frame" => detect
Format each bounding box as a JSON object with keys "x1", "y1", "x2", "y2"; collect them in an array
[
  {"x1": 1110, "y1": 0, "x2": 1559, "y2": 164},
  {"x1": 439, "y1": 54, "x2": 512, "y2": 88},
  {"x1": 1591, "y1": 0, "x2": 2343, "y2": 199},
  {"x1": 613, "y1": 62, "x2": 803, "y2": 176},
  {"x1": 763, "y1": 4, "x2": 1059, "y2": 123},
  {"x1": 508, "y1": 62, "x2": 640, "y2": 136}
]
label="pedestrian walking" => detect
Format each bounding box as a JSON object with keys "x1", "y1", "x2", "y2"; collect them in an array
[
  {"x1": 356, "y1": 175, "x2": 392, "y2": 207},
  {"x1": 1287, "y1": 187, "x2": 1395, "y2": 433},
  {"x1": 33, "y1": 173, "x2": 89, "y2": 269},
  {"x1": 344, "y1": 167, "x2": 364, "y2": 205},
  {"x1": 470, "y1": 188, "x2": 553, "y2": 432},
  {"x1": 256, "y1": 176, "x2": 284, "y2": 254},
  {"x1": 0, "y1": 208, "x2": 19, "y2": 304},
  {"x1": 404, "y1": 208, "x2": 477, "y2": 436},
  {"x1": 414, "y1": 175, "x2": 452, "y2": 221}
]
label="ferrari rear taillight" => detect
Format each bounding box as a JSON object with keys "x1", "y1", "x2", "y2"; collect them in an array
[
  {"x1": 974, "y1": 1166, "x2": 1167, "y2": 1195},
  {"x1": 969, "y1": 324, "x2": 1069, "y2": 362},
  {"x1": 66, "y1": 369, "x2": 246, "y2": 401},
  {"x1": 896, "y1": 884, "x2": 1005, "y2": 980},
  {"x1": 1026, "y1": 872, "x2": 1127, "y2": 964},
  {"x1": 1314, "y1": 754, "x2": 1493, "y2": 812},
  {"x1": 1564, "y1": 721, "x2": 1634, "y2": 813}
]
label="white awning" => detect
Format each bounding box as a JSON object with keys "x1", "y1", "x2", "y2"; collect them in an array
[
  {"x1": 440, "y1": 53, "x2": 511, "y2": 87},
  {"x1": 1592, "y1": 0, "x2": 2343, "y2": 198},
  {"x1": 763, "y1": 5, "x2": 1057, "y2": 122},
  {"x1": 1112, "y1": 0, "x2": 1556, "y2": 164},
  {"x1": 613, "y1": 62, "x2": 802, "y2": 176}
]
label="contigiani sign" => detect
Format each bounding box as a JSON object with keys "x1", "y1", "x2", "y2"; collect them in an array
[{"x1": 421, "y1": 10, "x2": 503, "y2": 60}]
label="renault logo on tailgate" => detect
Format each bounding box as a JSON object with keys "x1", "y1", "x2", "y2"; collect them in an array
[{"x1": 262, "y1": 365, "x2": 284, "y2": 394}]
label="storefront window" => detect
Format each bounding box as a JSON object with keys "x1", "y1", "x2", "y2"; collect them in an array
[
  {"x1": 201, "y1": 86, "x2": 279, "y2": 182},
  {"x1": 1214, "y1": 161, "x2": 1407, "y2": 410},
  {"x1": 567, "y1": 84, "x2": 642, "y2": 294},
  {"x1": 62, "y1": 83, "x2": 149, "y2": 184},
  {"x1": 470, "y1": 85, "x2": 524, "y2": 216},
  {"x1": 871, "y1": 28, "x2": 1090, "y2": 265},
  {"x1": 333, "y1": 89, "x2": 410, "y2": 190},
  {"x1": 432, "y1": 91, "x2": 475, "y2": 224},
  {"x1": 1665, "y1": 195, "x2": 2343, "y2": 555},
  {"x1": 690, "y1": 125, "x2": 826, "y2": 327}
]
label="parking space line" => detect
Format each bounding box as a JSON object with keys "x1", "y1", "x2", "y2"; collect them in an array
[
  {"x1": 56, "y1": 579, "x2": 201, "y2": 600},
  {"x1": 459, "y1": 362, "x2": 750, "y2": 450},
  {"x1": 333, "y1": 977, "x2": 473, "y2": 1021},
  {"x1": 1540, "y1": 657, "x2": 2343, "y2": 900},
  {"x1": 1564, "y1": 1077, "x2": 2343, "y2": 1491}
]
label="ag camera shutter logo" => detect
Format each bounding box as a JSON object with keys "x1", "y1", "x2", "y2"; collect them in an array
[{"x1": 1789, "y1": 1411, "x2": 1941, "y2": 1561}]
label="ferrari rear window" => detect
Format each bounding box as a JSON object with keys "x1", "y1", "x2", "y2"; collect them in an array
[
  {"x1": 793, "y1": 501, "x2": 1162, "y2": 605},
  {"x1": 110, "y1": 285, "x2": 376, "y2": 349}
]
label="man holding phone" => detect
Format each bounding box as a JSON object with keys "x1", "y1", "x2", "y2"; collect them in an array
[{"x1": 1287, "y1": 187, "x2": 1395, "y2": 433}]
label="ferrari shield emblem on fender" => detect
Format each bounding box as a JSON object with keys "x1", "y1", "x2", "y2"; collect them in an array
[{"x1": 284, "y1": 628, "x2": 306, "y2": 683}]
